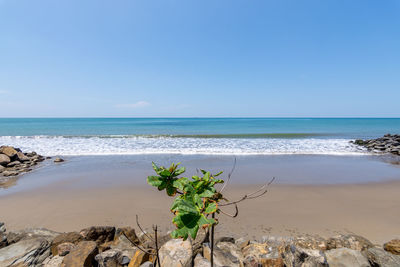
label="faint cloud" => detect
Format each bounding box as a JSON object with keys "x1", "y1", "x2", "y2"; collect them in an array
[
  {"x1": 0, "y1": 90, "x2": 8, "y2": 94},
  {"x1": 115, "y1": 101, "x2": 150, "y2": 109}
]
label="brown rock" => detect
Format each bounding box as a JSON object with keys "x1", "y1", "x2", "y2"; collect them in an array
[
  {"x1": 57, "y1": 242, "x2": 76, "y2": 256},
  {"x1": 384, "y1": 239, "x2": 400, "y2": 255},
  {"x1": 54, "y1": 157, "x2": 65, "y2": 163},
  {"x1": 0, "y1": 154, "x2": 11, "y2": 167},
  {"x1": 0, "y1": 146, "x2": 18, "y2": 158},
  {"x1": 80, "y1": 226, "x2": 116, "y2": 246},
  {"x1": 242, "y1": 243, "x2": 284, "y2": 267},
  {"x1": 115, "y1": 227, "x2": 138, "y2": 244},
  {"x1": 61, "y1": 241, "x2": 98, "y2": 267},
  {"x1": 326, "y1": 234, "x2": 373, "y2": 251},
  {"x1": 16, "y1": 152, "x2": 30, "y2": 162},
  {"x1": 128, "y1": 249, "x2": 151, "y2": 267},
  {"x1": 51, "y1": 232, "x2": 83, "y2": 256},
  {"x1": 7, "y1": 160, "x2": 21, "y2": 167}
]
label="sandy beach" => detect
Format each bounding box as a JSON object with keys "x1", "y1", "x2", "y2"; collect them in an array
[{"x1": 1, "y1": 154, "x2": 400, "y2": 244}]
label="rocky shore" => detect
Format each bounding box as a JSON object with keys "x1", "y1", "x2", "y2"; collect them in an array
[
  {"x1": 352, "y1": 134, "x2": 400, "y2": 155},
  {"x1": 0, "y1": 222, "x2": 399, "y2": 267},
  {"x1": 0, "y1": 146, "x2": 46, "y2": 177}
]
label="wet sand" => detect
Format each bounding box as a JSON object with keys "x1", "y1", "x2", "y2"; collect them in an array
[{"x1": 1, "y1": 154, "x2": 400, "y2": 244}]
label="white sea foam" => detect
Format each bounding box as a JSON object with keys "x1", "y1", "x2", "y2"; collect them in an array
[{"x1": 0, "y1": 135, "x2": 367, "y2": 156}]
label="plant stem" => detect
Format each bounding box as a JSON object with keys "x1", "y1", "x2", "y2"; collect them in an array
[
  {"x1": 154, "y1": 225, "x2": 161, "y2": 267},
  {"x1": 210, "y1": 214, "x2": 215, "y2": 267}
]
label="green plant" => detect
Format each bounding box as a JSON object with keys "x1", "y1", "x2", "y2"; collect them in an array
[{"x1": 147, "y1": 162, "x2": 225, "y2": 240}]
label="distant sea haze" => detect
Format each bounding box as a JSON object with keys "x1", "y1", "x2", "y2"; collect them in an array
[{"x1": 0, "y1": 118, "x2": 399, "y2": 156}]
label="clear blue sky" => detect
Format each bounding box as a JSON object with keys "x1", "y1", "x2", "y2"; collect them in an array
[{"x1": 1, "y1": 0, "x2": 399, "y2": 117}]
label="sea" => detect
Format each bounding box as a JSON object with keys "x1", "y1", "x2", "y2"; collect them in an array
[{"x1": 0, "y1": 118, "x2": 399, "y2": 156}]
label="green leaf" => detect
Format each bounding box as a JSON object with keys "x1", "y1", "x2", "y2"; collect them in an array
[
  {"x1": 174, "y1": 167, "x2": 186, "y2": 176},
  {"x1": 152, "y1": 162, "x2": 161, "y2": 174},
  {"x1": 160, "y1": 169, "x2": 171, "y2": 177},
  {"x1": 198, "y1": 188, "x2": 215, "y2": 198},
  {"x1": 166, "y1": 184, "x2": 177, "y2": 196},
  {"x1": 214, "y1": 171, "x2": 223, "y2": 177},
  {"x1": 204, "y1": 202, "x2": 218, "y2": 214},
  {"x1": 172, "y1": 177, "x2": 188, "y2": 191},
  {"x1": 147, "y1": 175, "x2": 163, "y2": 187},
  {"x1": 171, "y1": 198, "x2": 198, "y2": 214},
  {"x1": 157, "y1": 181, "x2": 167, "y2": 191},
  {"x1": 203, "y1": 172, "x2": 210, "y2": 181}
]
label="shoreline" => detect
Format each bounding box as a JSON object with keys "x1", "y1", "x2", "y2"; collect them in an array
[{"x1": 1, "y1": 180, "x2": 400, "y2": 244}]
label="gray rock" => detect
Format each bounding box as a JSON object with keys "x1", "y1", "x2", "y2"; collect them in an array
[
  {"x1": 216, "y1": 236, "x2": 235, "y2": 244},
  {"x1": 159, "y1": 238, "x2": 193, "y2": 267},
  {"x1": 6, "y1": 228, "x2": 59, "y2": 245},
  {"x1": 325, "y1": 248, "x2": 370, "y2": 267},
  {"x1": 0, "y1": 222, "x2": 5, "y2": 233},
  {"x1": 79, "y1": 226, "x2": 115, "y2": 245},
  {"x1": 282, "y1": 245, "x2": 328, "y2": 267},
  {"x1": 0, "y1": 237, "x2": 51, "y2": 266},
  {"x1": 203, "y1": 242, "x2": 241, "y2": 267},
  {"x1": 0, "y1": 232, "x2": 7, "y2": 249},
  {"x1": 95, "y1": 248, "x2": 121, "y2": 267},
  {"x1": 0, "y1": 165, "x2": 5, "y2": 173},
  {"x1": 0, "y1": 154, "x2": 11, "y2": 166},
  {"x1": 363, "y1": 247, "x2": 400, "y2": 267},
  {"x1": 140, "y1": 262, "x2": 154, "y2": 267},
  {"x1": 2, "y1": 170, "x2": 19, "y2": 176}
]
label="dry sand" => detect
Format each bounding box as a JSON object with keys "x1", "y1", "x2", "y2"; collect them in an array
[{"x1": 1, "y1": 180, "x2": 399, "y2": 244}]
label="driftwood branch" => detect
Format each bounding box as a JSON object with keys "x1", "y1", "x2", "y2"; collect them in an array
[
  {"x1": 219, "y1": 157, "x2": 236, "y2": 193},
  {"x1": 219, "y1": 203, "x2": 239, "y2": 218},
  {"x1": 136, "y1": 215, "x2": 155, "y2": 242},
  {"x1": 219, "y1": 177, "x2": 275, "y2": 207}
]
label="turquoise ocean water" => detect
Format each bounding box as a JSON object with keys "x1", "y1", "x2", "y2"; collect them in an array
[{"x1": 0, "y1": 118, "x2": 399, "y2": 156}]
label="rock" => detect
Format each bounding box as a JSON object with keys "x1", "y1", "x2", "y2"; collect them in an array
[
  {"x1": 216, "y1": 241, "x2": 243, "y2": 262},
  {"x1": 0, "y1": 154, "x2": 10, "y2": 166},
  {"x1": 57, "y1": 242, "x2": 76, "y2": 256},
  {"x1": 0, "y1": 232, "x2": 7, "y2": 249},
  {"x1": 242, "y1": 242, "x2": 283, "y2": 267},
  {"x1": 0, "y1": 222, "x2": 5, "y2": 233},
  {"x1": 203, "y1": 242, "x2": 241, "y2": 267},
  {"x1": 363, "y1": 247, "x2": 400, "y2": 267},
  {"x1": 281, "y1": 245, "x2": 328, "y2": 267},
  {"x1": 293, "y1": 235, "x2": 328, "y2": 251},
  {"x1": 0, "y1": 165, "x2": 4, "y2": 172},
  {"x1": 95, "y1": 248, "x2": 121, "y2": 267},
  {"x1": 216, "y1": 236, "x2": 235, "y2": 244},
  {"x1": 384, "y1": 239, "x2": 400, "y2": 255},
  {"x1": 325, "y1": 248, "x2": 370, "y2": 267},
  {"x1": 115, "y1": 227, "x2": 139, "y2": 244},
  {"x1": 80, "y1": 226, "x2": 116, "y2": 246},
  {"x1": 326, "y1": 234, "x2": 373, "y2": 251},
  {"x1": 2, "y1": 170, "x2": 19, "y2": 176},
  {"x1": 61, "y1": 241, "x2": 98, "y2": 267},
  {"x1": 0, "y1": 237, "x2": 51, "y2": 266},
  {"x1": 6, "y1": 228, "x2": 59, "y2": 245},
  {"x1": 54, "y1": 157, "x2": 65, "y2": 163},
  {"x1": 16, "y1": 152, "x2": 30, "y2": 162},
  {"x1": 140, "y1": 262, "x2": 154, "y2": 267},
  {"x1": 128, "y1": 250, "x2": 151, "y2": 267},
  {"x1": 7, "y1": 160, "x2": 21, "y2": 167},
  {"x1": 51, "y1": 232, "x2": 83, "y2": 256},
  {"x1": 43, "y1": 255, "x2": 64, "y2": 267},
  {"x1": 159, "y1": 238, "x2": 192, "y2": 267},
  {"x1": 194, "y1": 253, "x2": 210, "y2": 267},
  {"x1": 0, "y1": 146, "x2": 18, "y2": 158}
]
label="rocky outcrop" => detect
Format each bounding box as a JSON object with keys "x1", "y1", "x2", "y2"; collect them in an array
[
  {"x1": 0, "y1": 146, "x2": 46, "y2": 187},
  {"x1": 352, "y1": 134, "x2": 400, "y2": 155},
  {"x1": 1, "y1": 222, "x2": 400, "y2": 267}
]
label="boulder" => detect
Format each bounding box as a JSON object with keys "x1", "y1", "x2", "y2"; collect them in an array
[
  {"x1": 43, "y1": 255, "x2": 64, "y2": 267},
  {"x1": 128, "y1": 249, "x2": 152, "y2": 267},
  {"x1": 281, "y1": 245, "x2": 328, "y2": 267},
  {"x1": 363, "y1": 247, "x2": 400, "y2": 267},
  {"x1": 384, "y1": 239, "x2": 400, "y2": 255},
  {"x1": 325, "y1": 248, "x2": 370, "y2": 267},
  {"x1": 216, "y1": 236, "x2": 235, "y2": 244},
  {"x1": 203, "y1": 242, "x2": 241, "y2": 267},
  {"x1": 0, "y1": 154, "x2": 10, "y2": 166},
  {"x1": 0, "y1": 222, "x2": 5, "y2": 233},
  {"x1": 6, "y1": 228, "x2": 59, "y2": 245},
  {"x1": 7, "y1": 161, "x2": 21, "y2": 167},
  {"x1": 216, "y1": 241, "x2": 243, "y2": 262},
  {"x1": 159, "y1": 238, "x2": 192, "y2": 267},
  {"x1": 326, "y1": 234, "x2": 373, "y2": 251},
  {"x1": 293, "y1": 235, "x2": 328, "y2": 251},
  {"x1": 0, "y1": 237, "x2": 51, "y2": 266},
  {"x1": 51, "y1": 232, "x2": 83, "y2": 256},
  {"x1": 0, "y1": 165, "x2": 5, "y2": 172},
  {"x1": 80, "y1": 226, "x2": 116, "y2": 246},
  {"x1": 0, "y1": 146, "x2": 18, "y2": 158},
  {"x1": 241, "y1": 242, "x2": 284, "y2": 267},
  {"x1": 140, "y1": 262, "x2": 154, "y2": 267},
  {"x1": 61, "y1": 241, "x2": 98, "y2": 267},
  {"x1": 95, "y1": 248, "x2": 121, "y2": 267},
  {"x1": 2, "y1": 170, "x2": 19, "y2": 176},
  {"x1": 16, "y1": 152, "x2": 30, "y2": 162},
  {"x1": 57, "y1": 242, "x2": 76, "y2": 256},
  {"x1": 54, "y1": 157, "x2": 65, "y2": 163}
]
